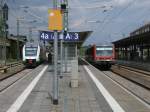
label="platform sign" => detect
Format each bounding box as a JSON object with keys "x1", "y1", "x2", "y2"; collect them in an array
[
  {"x1": 48, "y1": 9, "x2": 63, "y2": 31},
  {"x1": 39, "y1": 31, "x2": 79, "y2": 41}
]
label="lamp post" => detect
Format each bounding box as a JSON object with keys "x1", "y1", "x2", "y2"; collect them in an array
[{"x1": 16, "y1": 17, "x2": 24, "y2": 60}]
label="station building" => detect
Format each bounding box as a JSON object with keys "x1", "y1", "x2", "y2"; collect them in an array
[
  {"x1": 0, "y1": 34, "x2": 27, "y2": 60},
  {"x1": 113, "y1": 23, "x2": 150, "y2": 71}
]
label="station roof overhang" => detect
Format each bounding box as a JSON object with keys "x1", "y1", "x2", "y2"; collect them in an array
[
  {"x1": 112, "y1": 31, "x2": 150, "y2": 47},
  {"x1": 48, "y1": 31, "x2": 92, "y2": 48}
]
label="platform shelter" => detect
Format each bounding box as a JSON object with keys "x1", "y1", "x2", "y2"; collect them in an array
[{"x1": 47, "y1": 31, "x2": 92, "y2": 72}]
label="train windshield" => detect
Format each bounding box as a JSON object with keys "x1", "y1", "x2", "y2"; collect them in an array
[
  {"x1": 96, "y1": 46, "x2": 113, "y2": 56},
  {"x1": 25, "y1": 47, "x2": 37, "y2": 56}
]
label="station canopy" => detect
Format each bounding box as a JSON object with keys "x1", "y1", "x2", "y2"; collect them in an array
[{"x1": 113, "y1": 31, "x2": 150, "y2": 47}]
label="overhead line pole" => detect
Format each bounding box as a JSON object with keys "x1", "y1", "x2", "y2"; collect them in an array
[
  {"x1": 64, "y1": 0, "x2": 68, "y2": 73},
  {"x1": 60, "y1": 0, "x2": 68, "y2": 76}
]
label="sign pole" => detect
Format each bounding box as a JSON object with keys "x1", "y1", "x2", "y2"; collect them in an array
[
  {"x1": 53, "y1": 0, "x2": 58, "y2": 105},
  {"x1": 53, "y1": 30, "x2": 58, "y2": 104},
  {"x1": 60, "y1": 33, "x2": 63, "y2": 78}
]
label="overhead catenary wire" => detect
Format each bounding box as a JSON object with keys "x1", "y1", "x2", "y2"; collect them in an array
[
  {"x1": 116, "y1": 7, "x2": 150, "y2": 37},
  {"x1": 8, "y1": 0, "x2": 48, "y2": 35},
  {"x1": 91, "y1": 0, "x2": 138, "y2": 43},
  {"x1": 99, "y1": 0, "x2": 137, "y2": 32}
]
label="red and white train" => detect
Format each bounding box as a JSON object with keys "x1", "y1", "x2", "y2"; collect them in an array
[{"x1": 85, "y1": 45, "x2": 115, "y2": 68}]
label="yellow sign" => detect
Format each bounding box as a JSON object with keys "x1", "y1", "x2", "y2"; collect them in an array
[{"x1": 48, "y1": 9, "x2": 63, "y2": 31}]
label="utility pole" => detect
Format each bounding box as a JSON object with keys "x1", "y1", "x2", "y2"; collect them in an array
[
  {"x1": 29, "y1": 27, "x2": 34, "y2": 42},
  {"x1": 0, "y1": 1, "x2": 7, "y2": 65},
  {"x1": 0, "y1": 2, "x2": 3, "y2": 62},
  {"x1": 29, "y1": 27, "x2": 32, "y2": 41},
  {"x1": 17, "y1": 18, "x2": 20, "y2": 60},
  {"x1": 1, "y1": 6, "x2": 6, "y2": 65}
]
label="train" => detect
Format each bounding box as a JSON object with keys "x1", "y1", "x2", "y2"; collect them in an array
[
  {"x1": 22, "y1": 42, "x2": 46, "y2": 67},
  {"x1": 85, "y1": 45, "x2": 115, "y2": 68}
]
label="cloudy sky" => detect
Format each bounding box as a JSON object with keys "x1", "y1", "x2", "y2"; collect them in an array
[{"x1": 5, "y1": 0, "x2": 150, "y2": 45}]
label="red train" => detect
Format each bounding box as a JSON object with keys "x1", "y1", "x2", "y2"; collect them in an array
[{"x1": 85, "y1": 45, "x2": 115, "y2": 68}]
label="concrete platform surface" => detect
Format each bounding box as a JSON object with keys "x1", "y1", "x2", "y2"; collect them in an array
[
  {"x1": 18, "y1": 65, "x2": 103, "y2": 112},
  {"x1": 1, "y1": 64, "x2": 149, "y2": 112}
]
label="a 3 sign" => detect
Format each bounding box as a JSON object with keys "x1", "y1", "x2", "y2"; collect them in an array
[{"x1": 39, "y1": 31, "x2": 79, "y2": 41}]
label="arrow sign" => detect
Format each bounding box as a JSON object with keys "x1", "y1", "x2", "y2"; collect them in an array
[{"x1": 39, "y1": 31, "x2": 79, "y2": 41}]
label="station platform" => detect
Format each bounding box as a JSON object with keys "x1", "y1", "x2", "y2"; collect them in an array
[
  {"x1": 18, "y1": 64, "x2": 104, "y2": 112},
  {"x1": 116, "y1": 60, "x2": 150, "y2": 72},
  {"x1": 1, "y1": 63, "x2": 150, "y2": 112}
]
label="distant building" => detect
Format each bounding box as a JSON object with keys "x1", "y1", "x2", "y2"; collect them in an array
[
  {"x1": 8, "y1": 35, "x2": 27, "y2": 59},
  {"x1": 0, "y1": 3, "x2": 27, "y2": 61}
]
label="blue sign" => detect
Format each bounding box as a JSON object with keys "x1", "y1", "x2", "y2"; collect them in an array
[{"x1": 39, "y1": 31, "x2": 79, "y2": 41}]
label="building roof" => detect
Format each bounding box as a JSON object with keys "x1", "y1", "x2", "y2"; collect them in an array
[{"x1": 113, "y1": 31, "x2": 150, "y2": 47}]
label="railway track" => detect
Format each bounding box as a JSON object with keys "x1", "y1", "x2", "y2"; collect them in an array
[
  {"x1": 111, "y1": 65, "x2": 150, "y2": 90},
  {"x1": 0, "y1": 69, "x2": 33, "y2": 93},
  {"x1": 81, "y1": 58, "x2": 150, "y2": 90},
  {"x1": 0, "y1": 61, "x2": 25, "y2": 81},
  {"x1": 0, "y1": 61, "x2": 47, "y2": 94},
  {"x1": 0, "y1": 64, "x2": 45, "y2": 94}
]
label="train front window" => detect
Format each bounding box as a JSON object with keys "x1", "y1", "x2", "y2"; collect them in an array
[
  {"x1": 25, "y1": 47, "x2": 37, "y2": 56},
  {"x1": 96, "y1": 47, "x2": 113, "y2": 56}
]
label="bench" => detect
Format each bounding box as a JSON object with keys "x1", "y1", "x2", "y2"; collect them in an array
[{"x1": 0, "y1": 66, "x2": 8, "y2": 73}]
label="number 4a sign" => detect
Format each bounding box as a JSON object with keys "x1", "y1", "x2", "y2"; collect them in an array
[{"x1": 40, "y1": 32, "x2": 54, "y2": 40}]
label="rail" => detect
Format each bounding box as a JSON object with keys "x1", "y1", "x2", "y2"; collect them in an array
[{"x1": 0, "y1": 61, "x2": 23, "y2": 73}]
